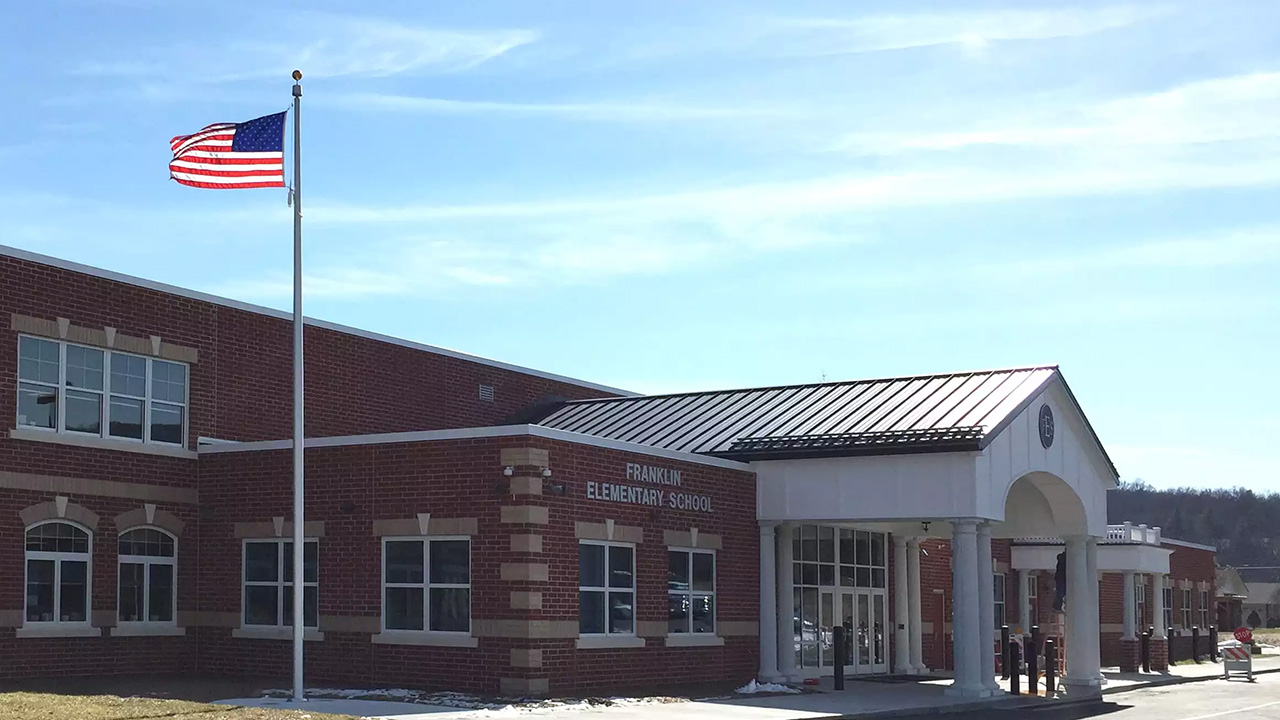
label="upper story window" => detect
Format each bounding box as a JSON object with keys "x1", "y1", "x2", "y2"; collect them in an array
[
  {"x1": 16, "y1": 335, "x2": 188, "y2": 446},
  {"x1": 118, "y1": 528, "x2": 176, "y2": 624},
  {"x1": 25, "y1": 521, "x2": 91, "y2": 625}
]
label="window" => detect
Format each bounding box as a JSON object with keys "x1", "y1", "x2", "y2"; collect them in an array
[
  {"x1": 382, "y1": 538, "x2": 470, "y2": 633},
  {"x1": 993, "y1": 573, "x2": 1006, "y2": 626},
  {"x1": 25, "y1": 522, "x2": 91, "y2": 625},
  {"x1": 668, "y1": 549, "x2": 715, "y2": 634},
  {"x1": 1027, "y1": 573, "x2": 1039, "y2": 625},
  {"x1": 118, "y1": 528, "x2": 175, "y2": 624},
  {"x1": 243, "y1": 540, "x2": 317, "y2": 628},
  {"x1": 1199, "y1": 589, "x2": 1209, "y2": 629},
  {"x1": 579, "y1": 541, "x2": 634, "y2": 635},
  {"x1": 1181, "y1": 588, "x2": 1191, "y2": 629},
  {"x1": 1162, "y1": 585, "x2": 1173, "y2": 630},
  {"x1": 16, "y1": 335, "x2": 188, "y2": 446}
]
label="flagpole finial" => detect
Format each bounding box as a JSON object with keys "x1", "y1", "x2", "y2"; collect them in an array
[{"x1": 292, "y1": 69, "x2": 302, "y2": 82}]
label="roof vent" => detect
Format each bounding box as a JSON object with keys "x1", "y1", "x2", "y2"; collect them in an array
[{"x1": 478, "y1": 384, "x2": 496, "y2": 402}]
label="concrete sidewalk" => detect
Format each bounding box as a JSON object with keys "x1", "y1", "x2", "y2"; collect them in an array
[{"x1": 216, "y1": 655, "x2": 1280, "y2": 720}]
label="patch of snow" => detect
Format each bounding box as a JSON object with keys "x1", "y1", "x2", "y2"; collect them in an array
[{"x1": 735, "y1": 679, "x2": 800, "y2": 695}]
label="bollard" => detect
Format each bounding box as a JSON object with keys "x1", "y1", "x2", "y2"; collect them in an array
[
  {"x1": 1001, "y1": 625, "x2": 1010, "y2": 679},
  {"x1": 1029, "y1": 625, "x2": 1040, "y2": 693},
  {"x1": 1192, "y1": 626, "x2": 1200, "y2": 664},
  {"x1": 1210, "y1": 626, "x2": 1218, "y2": 662},
  {"x1": 833, "y1": 625, "x2": 846, "y2": 690},
  {"x1": 1009, "y1": 640, "x2": 1021, "y2": 695},
  {"x1": 1045, "y1": 638, "x2": 1057, "y2": 695},
  {"x1": 1141, "y1": 628, "x2": 1151, "y2": 673}
]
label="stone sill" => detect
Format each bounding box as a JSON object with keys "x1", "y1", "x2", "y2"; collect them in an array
[
  {"x1": 371, "y1": 631, "x2": 478, "y2": 647},
  {"x1": 8, "y1": 426, "x2": 196, "y2": 459},
  {"x1": 232, "y1": 626, "x2": 324, "y2": 641},
  {"x1": 15, "y1": 624, "x2": 103, "y2": 638},
  {"x1": 576, "y1": 635, "x2": 646, "y2": 649},
  {"x1": 111, "y1": 624, "x2": 187, "y2": 637},
  {"x1": 664, "y1": 634, "x2": 725, "y2": 648}
]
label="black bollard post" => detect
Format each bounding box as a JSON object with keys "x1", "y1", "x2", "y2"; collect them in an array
[
  {"x1": 1142, "y1": 628, "x2": 1151, "y2": 673},
  {"x1": 1029, "y1": 625, "x2": 1040, "y2": 692},
  {"x1": 1010, "y1": 640, "x2": 1021, "y2": 695},
  {"x1": 1210, "y1": 626, "x2": 1217, "y2": 661},
  {"x1": 834, "y1": 625, "x2": 845, "y2": 690},
  {"x1": 1001, "y1": 625, "x2": 1010, "y2": 679},
  {"x1": 1192, "y1": 626, "x2": 1200, "y2": 663},
  {"x1": 1045, "y1": 638, "x2": 1057, "y2": 694}
]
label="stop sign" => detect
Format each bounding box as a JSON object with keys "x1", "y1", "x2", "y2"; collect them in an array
[{"x1": 1235, "y1": 626, "x2": 1253, "y2": 643}]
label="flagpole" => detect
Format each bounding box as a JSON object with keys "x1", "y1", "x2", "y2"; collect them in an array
[{"x1": 290, "y1": 69, "x2": 305, "y2": 704}]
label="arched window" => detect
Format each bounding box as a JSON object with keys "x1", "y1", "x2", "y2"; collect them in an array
[
  {"x1": 25, "y1": 521, "x2": 91, "y2": 625},
  {"x1": 118, "y1": 528, "x2": 176, "y2": 624}
]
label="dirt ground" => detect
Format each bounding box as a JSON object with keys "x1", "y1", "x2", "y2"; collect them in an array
[{"x1": 0, "y1": 691, "x2": 358, "y2": 720}]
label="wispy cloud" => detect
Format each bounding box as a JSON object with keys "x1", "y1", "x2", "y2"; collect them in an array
[
  {"x1": 75, "y1": 14, "x2": 536, "y2": 82},
  {"x1": 837, "y1": 72, "x2": 1280, "y2": 154},
  {"x1": 317, "y1": 92, "x2": 790, "y2": 122},
  {"x1": 624, "y1": 4, "x2": 1170, "y2": 61},
  {"x1": 764, "y1": 5, "x2": 1171, "y2": 55}
]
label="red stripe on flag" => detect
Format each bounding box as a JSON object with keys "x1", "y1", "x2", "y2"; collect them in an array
[{"x1": 168, "y1": 163, "x2": 283, "y2": 178}]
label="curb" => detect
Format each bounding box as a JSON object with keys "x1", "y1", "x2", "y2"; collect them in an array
[{"x1": 1102, "y1": 664, "x2": 1280, "y2": 695}]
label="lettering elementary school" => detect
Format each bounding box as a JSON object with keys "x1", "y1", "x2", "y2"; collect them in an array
[{"x1": 0, "y1": 245, "x2": 1218, "y2": 697}]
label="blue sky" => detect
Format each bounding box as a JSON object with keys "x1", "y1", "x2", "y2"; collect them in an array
[{"x1": 2, "y1": 0, "x2": 1278, "y2": 492}]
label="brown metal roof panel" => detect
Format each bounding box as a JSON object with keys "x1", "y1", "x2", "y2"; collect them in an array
[
  {"x1": 689, "y1": 387, "x2": 809, "y2": 452},
  {"x1": 672, "y1": 388, "x2": 794, "y2": 453},
  {"x1": 969, "y1": 367, "x2": 1057, "y2": 433},
  {"x1": 954, "y1": 369, "x2": 1043, "y2": 429},
  {"x1": 579, "y1": 394, "x2": 695, "y2": 437},
  {"x1": 861, "y1": 376, "x2": 957, "y2": 433},
  {"x1": 789, "y1": 380, "x2": 896, "y2": 437},
  {"x1": 815, "y1": 379, "x2": 907, "y2": 435},
  {"x1": 914, "y1": 373, "x2": 992, "y2": 429},
  {"x1": 563, "y1": 396, "x2": 664, "y2": 435},
  {"x1": 932, "y1": 372, "x2": 1016, "y2": 429},
  {"x1": 645, "y1": 388, "x2": 778, "y2": 451},
  {"x1": 781, "y1": 383, "x2": 874, "y2": 437},
  {"x1": 837, "y1": 377, "x2": 939, "y2": 435},
  {"x1": 883, "y1": 374, "x2": 975, "y2": 432},
  {"x1": 628, "y1": 392, "x2": 742, "y2": 448},
  {"x1": 602, "y1": 394, "x2": 710, "y2": 446},
  {"x1": 738, "y1": 384, "x2": 852, "y2": 440},
  {"x1": 712, "y1": 386, "x2": 829, "y2": 447}
]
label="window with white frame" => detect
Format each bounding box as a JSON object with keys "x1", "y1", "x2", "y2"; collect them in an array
[
  {"x1": 16, "y1": 335, "x2": 188, "y2": 446},
  {"x1": 1163, "y1": 584, "x2": 1173, "y2": 630},
  {"x1": 668, "y1": 549, "x2": 715, "y2": 634},
  {"x1": 118, "y1": 528, "x2": 175, "y2": 624},
  {"x1": 993, "y1": 573, "x2": 1006, "y2": 627},
  {"x1": 579, "y1": 541, "x2": 634, "y2": 635},
  {"x1": 25, "y1": 522, "x2": 91, "y2": 625},
  {"x1": 1199, "y1": 589, "x2": 1209, "y2": 628},
  {"x1": 382, "y1": 537, "x2": 470, "y2": 633},
  {"x1": 1181, "y1": 588, "x2": 1191, "y2": 629},
  {"x1": 1027, "y1": 573, "x2": 1038, "y2": 625},
  {"x1": 243, "y1": 540, "x2": 317, "y2": 628}
]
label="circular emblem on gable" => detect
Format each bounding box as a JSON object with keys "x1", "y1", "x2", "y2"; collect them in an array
[{"x1": 1038, "y1": 404, "x2": 1055, "y2": 449}]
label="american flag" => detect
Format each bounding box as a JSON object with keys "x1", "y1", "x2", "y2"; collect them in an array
[{"x1": 169, "y1": 112, "x2": 286, "y2": 189}]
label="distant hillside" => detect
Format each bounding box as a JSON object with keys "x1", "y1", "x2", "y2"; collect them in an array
[{"x1": 1108, "y1": 482, "x2": 1280, "y2": 575}]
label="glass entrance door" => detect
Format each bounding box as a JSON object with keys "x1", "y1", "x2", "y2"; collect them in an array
[{"x1": 793, "y1": 525, "x2": 892, "y2": 677}]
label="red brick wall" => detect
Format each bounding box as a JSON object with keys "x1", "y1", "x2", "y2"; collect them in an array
[
  {"x1": 194, "y1": 434, "x2": 758, "y2": 694},
  {"x1": 0, "y1": 253, "x2": 618, "y2": 448}
]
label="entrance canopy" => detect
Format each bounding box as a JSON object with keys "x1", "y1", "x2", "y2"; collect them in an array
[{"x1": 534, "y1": 365, "x2": 1119, "y2": 536}]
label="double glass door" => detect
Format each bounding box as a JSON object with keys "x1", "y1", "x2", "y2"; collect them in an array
[{"x1": 793, "y1": 525, "x2": 891, "y2": 676}]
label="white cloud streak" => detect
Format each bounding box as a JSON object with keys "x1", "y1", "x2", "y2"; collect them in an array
[
  {"x1": 75, "y1": 14, "x2": 536, "y2": 82},
  {"x1": 837, "y1": 72, "x2": 1280, "y2": 154},
  {"x1": 316, "y1": 92, "x2": 790, "y2": 122}
]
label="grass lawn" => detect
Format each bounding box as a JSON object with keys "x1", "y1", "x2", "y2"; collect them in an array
[{"x1": 0, "y1": 692, "x2": 359, "y2": 720}]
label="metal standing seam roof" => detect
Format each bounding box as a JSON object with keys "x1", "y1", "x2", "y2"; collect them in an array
[{"x1": 533, "y1": 365, "x2": 1115, "y2": 469}]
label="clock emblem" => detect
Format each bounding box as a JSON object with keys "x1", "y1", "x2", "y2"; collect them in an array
[{"x1": 1038, "y1": 404, "x2": 1055, "y2": 448}]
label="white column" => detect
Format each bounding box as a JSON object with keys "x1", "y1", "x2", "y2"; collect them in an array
[
  {"x1": 1062, "y1": 536, "x2": 1101, "y2": 695},
  {"x1": 759, "y1": 523, "x2": 781, "y2": 682},
  {"x1": 893, "y1": 536, "x2": 912, "y2": 674},
  {"x1": 1086, "y1": 537, "x2": 1103, "y2": 681},
  {"x1": 1122, "y1": 571, "x2": 1137, "y2": 641},
  {"x1": 908, "y1": 537, "x2": 926, "y2": 673},
  {"x1": 1020, "y1": 571, "x2": 1034, "y2": 635},
  {"x1": 946, "y1": 520, "x2": 989, "y2": 698},
  {"x1": 1153, "y1": 572, "x2": 1167, "y2": 639},
  {"x1": 977, "y1": 523, "x2": 1000, "y2": 692},
  {"x1": 776, "y1": 523, "x2": 797, "y2": 680}
]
